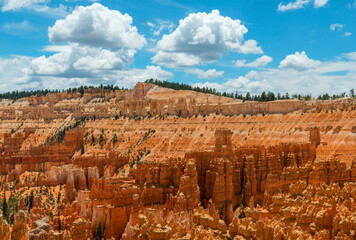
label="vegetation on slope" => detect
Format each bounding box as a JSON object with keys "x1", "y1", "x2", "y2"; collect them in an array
[
  {"x1": 0, "y1": 79, "x2": 354, "y2": 102},
  {"x1": 0, "y1": 84, "x2": 129, "y2": 100},
  {"x1": 146, "y1": 79, "x2": 356, "y2": 102}
]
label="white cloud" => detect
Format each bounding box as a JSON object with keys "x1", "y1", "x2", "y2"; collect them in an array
[
  {"x1": 30, "y1": 3, "x2": 68, "y2": 17},
  {"x1": 185, "y1": 68, "x2": 224, "y2": 79},
  {"x1": 48, "y1": 3, "x2": 146, "y2": 50},
  {"x1": 109, "y1": 66, "x2": 173, "y2": 88},
  {"x1": 0, "y1": 54, "x2": 173, "y2": 92},
  {"x1": 194, "y1": 52, "x2": 356, "y2": 96},
  {"x1": 147, "y1": 20, "x2": 175, "y2": 37},
  {"x1": 330, "y1": 23, "x2": 344, "y2": 31},
  {"x1": 0, "y1": 3, "x2": 172, "y2": 93},
  {"x1": 278, "y1": 0, "x2": 311, "y2": 12},
  {"x1": 279, "y1": 51, "x2": 320, "y2": 70},
  {"x1": 28, "y1": 3, "x2": 148, "y2": 79},
  {"x1": 3, "y1": 20, "x2": 35, "y2": 31},
  {"x1": 345, "y1": 52, "x2": 356, "y2": 60},
  {"x1": 314, "y1": 0, "x2": 329, "y2": 8},
  {"x1": 238, "y1": 40, "x2": 263, "y2": 55},
  {"x1": 152, "y1": 52, "x2": 202, "y2": 68},
  {"x1": 236, "y1": 55, "x2": 273, "y2": 67},
  {"x1": 29, "y1": 44, "x2": 136, "y2": 76},
  {"x1": 278, "y1": 0, "x2": 328, "y2": 11},
  {"x1": 1, "y1": 0, "x2": 68, "y2": 17},
  {"x1": 0, "y1": 56, "x2": 33, "y2": 92},
  {"x1": 193, "y1": 76, "x2": 269, "y2": 94},
  {"x1": 152, "y1": 10, "x2": 263, "y2": 68},
  {"x1": 2, "y1": 20, "x2": 39, "y2": 35},
  {"x1": 344, "y1": 32, "x2": 352, "y2": 37},
  {"x1": 245, "y1": 58, "x2": 356, "y2": 96},
  {"x1": 44, "y1": 65, "x2": 173, "y2": 90},
  {"x1": 2, "y1": 0, "x2": 47, "y2": 11}
]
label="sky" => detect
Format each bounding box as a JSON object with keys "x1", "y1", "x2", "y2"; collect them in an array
[{"x1": 0, "y1": 0, "x2": 355, "y2": 95}]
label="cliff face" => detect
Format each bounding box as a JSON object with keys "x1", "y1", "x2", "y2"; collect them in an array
[
  {"x1": 2, "y1": 83, "x2": 354, "y2": 121},
  {"x1": 0, "y1": 83, "x2": 355, "y2": 239}
]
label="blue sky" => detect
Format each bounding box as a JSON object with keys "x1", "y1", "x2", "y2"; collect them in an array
[{"x1": 0, "y1": 0, "x2": 355, "y2": 95}]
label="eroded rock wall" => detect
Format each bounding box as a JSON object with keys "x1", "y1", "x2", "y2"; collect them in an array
[{"x1": 0, "y1": 83, "x2": 355, "y2": 239}]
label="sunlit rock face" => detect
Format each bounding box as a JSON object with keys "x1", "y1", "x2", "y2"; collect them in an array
[{"x1": 0, "y1": 83, "x2": 355, "y2": 239}]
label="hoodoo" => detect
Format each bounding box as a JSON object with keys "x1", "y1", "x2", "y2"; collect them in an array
[{"x1": 0, "y1": 83, "x2": 355, "y2": 239}]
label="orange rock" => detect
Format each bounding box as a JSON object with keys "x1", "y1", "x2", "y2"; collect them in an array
[
  {"x1": 11, "y1": 211, "x2": 29, "y2": 240},
  {"x1": 70, "y1": 218, "x2": 88, "y2": 240},
  {"x1": 0, "y1": 215, "x2": 10, "y2": 240},
  {"x1": 1, "y1": 83, "x2": 356, "y2": 239}
]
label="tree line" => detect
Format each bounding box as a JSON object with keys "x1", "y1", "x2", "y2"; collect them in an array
[
  {"x1": 0, "y1": 79, "x2": 354, "y2": 102},
  {"x1": 146, "y1": 79, "x2": 356, "y2": 102},
  {"x1": 0, "y1": 84, "x2": 129, "y2": 100},
  {"x1": 145, "y1": 79, "x2": 310, "y2": 101},
  {"x1": 317, "y1": 89, "x2": 355, "y2": 100}
]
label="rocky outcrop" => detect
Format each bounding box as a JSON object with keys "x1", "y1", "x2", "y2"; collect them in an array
[
  {"x1": 28, "y1": 217, "x2": 53, "y2": 240},
  {"x1": 70, "y1": 218, "x2": 88, "y2": 240},
  {"x1": 0, "y1": 215, "x2": 10, "y2": 240},
  {"x1": 11, "y1": 211, "x2": 29, "y2": 240},
  {"x1": 2, "y1": 83, "x2": 355, "y2": 121},
  {"x1": 228, "y1": 181, "x2": 356, "y2": 240},
  {"x1": 186, "y1": 128, "x2": 319, "y2": 210}
]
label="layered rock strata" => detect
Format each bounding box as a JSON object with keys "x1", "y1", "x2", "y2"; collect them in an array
[{"x1": 0, "y1": 83, "x2": 355, "y2": 239}]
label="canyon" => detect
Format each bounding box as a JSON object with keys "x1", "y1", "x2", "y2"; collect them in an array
[{"x1": 0, "y1": 82, "x2": 355, "y2": 239}]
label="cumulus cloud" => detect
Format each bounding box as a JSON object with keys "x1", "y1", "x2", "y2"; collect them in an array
[
  {"x1": 0, "y1": 54, "x2": 172, "y2": 92},
  {"x1": 29, "y1": 44, "x2": 136, "y2": 76},
  {"x1": 330, "y1": 23, "x2": 344, "y2": 31},
  {"x1": 236, "y1": 55, "x2": 273, "y2": 67},
  {"x1": 344, "y1": 32, "x2": 352, "y2": 37},
  {"x1": 314, "y1": 0, "x2": 329, "y2": 8},
  {"x1": 279, "y1": 51, "x2": 320, "y2": 70},
  {"x1": 278, "y1": 0, "x2": 311, "y2": 12},
  {"x1": 103, "y1": 66, "x2": 173, "y2": 89},
  {"x1": 245, "y1": 56, "x2": 356, "y2": 96},
  {"x1": 0, "y1": 56, "x2": 33, "y2": 91},
  {"x1": 185, "y1": 68, "x2": 224, "y2": 79},
  {"x1": 193, "y1": 76, "x2": 270, "y2": 94},
  {"x1": 26, "y1": 3, "x2": 149, "y2": 80},
  {"x1": 0, "y1": 3, "x2": 172, "y2": 93},
  {"x1": 152, "y1": 10, "x2": 263, "y2": 68},
  {"x1": 48, "y1": 3, "x2": 146, "y2": 50},
  {"x1": 194, "y1": 52, "x2": 356, "y2": 96}
]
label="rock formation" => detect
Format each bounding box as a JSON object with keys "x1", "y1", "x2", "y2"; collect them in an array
[
  {"x1": 70, "y1": 218, "x2": 88, "y2": 240},
  {"x1": 0, "y1": 215, "x2": 10, "y2": 240},
  {"x1": 0, "y1": 83, "x2": 355, "y2": 239},
  {"x1": 11, "y1": 211, "x2": 29, "y2": 240}
]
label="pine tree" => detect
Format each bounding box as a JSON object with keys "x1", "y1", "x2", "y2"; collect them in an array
[
  {"x1": 28, "y1": 190, "x2": 34, "y2": 213},
  {"x1": 246, "y1": 92, "x2": 251, "y2": 101},
  {"x1": 81, "y1": 144, "x2": 85, "y2": 155},
  {"x1": 2, "y1": 193, "x2": 8, "y2": 221},
  {"x1": 57, "y1": 192, "x2": 61, "y2": 204},
  {"x1": 58, "y1": 211, "x2": 62, "y2": 231},
  {"x1": 96, "y1": 222, "x2": 103, "y2": 240}
]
